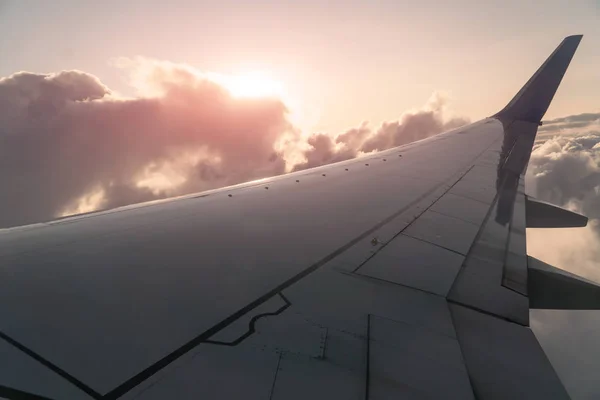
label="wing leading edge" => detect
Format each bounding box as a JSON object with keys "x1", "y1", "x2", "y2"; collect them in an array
[{"x1": 0, "y1": 36, "x2": 592, "y2": 400}]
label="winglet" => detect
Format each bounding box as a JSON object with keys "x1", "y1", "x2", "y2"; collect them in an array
[{"x1": 494, "y1": 35, "x2": 583, "y2": 124}]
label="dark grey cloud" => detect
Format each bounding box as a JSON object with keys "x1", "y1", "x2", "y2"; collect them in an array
[
  {"x1": 0, "y1": 66, "x2": 467, "y2": 228},
  {"x1": 540, "y1": 112, "x2": 600, "y2": 133},
  {"x1": 539, "y1": 121, "x2": 597, "y2": 132},
  {"x1": 544, "y1": 112, "x2": 600, "y2": 125}
]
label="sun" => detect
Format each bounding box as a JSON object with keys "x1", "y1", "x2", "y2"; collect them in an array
[{"x1": 218, "y1": 71, "x2": 285, "y2": 99}]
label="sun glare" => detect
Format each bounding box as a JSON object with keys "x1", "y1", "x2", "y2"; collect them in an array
[
  {"x1": 208, "y1": 69, "x2": 310, "y2": 133},
  {"x1": 218, "y1": 72, "x2": 285, "y2": 99}
]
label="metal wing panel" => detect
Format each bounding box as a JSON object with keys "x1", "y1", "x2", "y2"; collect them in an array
[
  {"x1": 368, "y1": 313, "x2": 475, "y2": 399},
  {"x1": 356, "y1": 234, "x2": 465, "y2": 296},
  {"x1": 0, "y1": 120, "x2": 501, "y2": 398},
  {"x1": 0, "y1": 339, "x2": 93, "y2": 400},
  {"x1": 450, "y1": 303, "x2": 570, "y2": 400}
]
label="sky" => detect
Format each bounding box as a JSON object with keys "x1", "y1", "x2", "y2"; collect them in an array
[
  {"x1": 1, "y1": 0, "x2": 599, "y2": 134},
  {"x1": 1, "y1": 0, "x2": 600, "y2": 398}
]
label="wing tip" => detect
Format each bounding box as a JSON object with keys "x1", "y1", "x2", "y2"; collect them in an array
[
  {"x1": 564, "y1": 34, "x2": 583, "y2": 46},
  {"x1": 565, "y1": 34, "x2": 583, "y2": 40}
]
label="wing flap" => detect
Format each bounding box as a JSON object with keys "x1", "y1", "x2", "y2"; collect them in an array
[
  {"x1": 526, "y1": 196, "x2": 588, "y2": 228},
  {"x1": 528, "y1": 256, "x2": 600, "y2": 310}
]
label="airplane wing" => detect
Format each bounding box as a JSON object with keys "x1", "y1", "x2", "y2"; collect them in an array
[{"x1": 0, "y1": 35, "x2": 594, "y2": 400}]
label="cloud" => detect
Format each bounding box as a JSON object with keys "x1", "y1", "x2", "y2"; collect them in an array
[
  {"x1": 526, "y1": 132, "x2": 600, "y2": 233},
  {"x1": 0, "y1": 63, "x2": 467, "y2": 228},
  {"x1": 292, "y1": 93, "x2": 469, "y2": 171},
  {"x1": 544, "y1": 112, "x2": 600, "y2": 125},
  {"x1": 0, "y1": 64, "x2": 291, "y2": 228},
  {"x1": 538, "y1": 112, "x2": 600, "y2": 134},
  {"x1": 526, "y1": 115, "x2": 600, "y2": 400},
  {"x1": 526, "y1": 116, "x2": 600, "y2": 281}
]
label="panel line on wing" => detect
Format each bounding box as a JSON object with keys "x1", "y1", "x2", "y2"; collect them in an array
[
  {"x1": 446, "y1": 185, "x2": 502, "y2": 295},
  {"x1": 350, "y1": 164, "x2": 477, "y2": 274},
  {"x1": 336, "y1": 268, "x2": 445, "y2": 298},
  {"x1": 268, "y1": 352, "x2": 283, "y2": 400},
  {"x1": 101, "y1": 181, "x2": 449, "y2": 400},
  {"x1": 0, "y1": 384, "x2": 55, "y2": 400},
  {"x1": 446, "y1": 302, "x2": 479, "y2": 400},
  {"x1": 364, "y1": 314, "x2": 371, "y2": 400},
  {"x1": 0, "y1": 330, "x2": 101, "y2": 400},
  {"x1": 397, "y1": 233, "x2": 467, "y2": 257},
  {"x1": 352, "y1": 136, "x2": 500, "y2": 275},
  {"x1": 425, "y1": 209, "x2": 481, "y2": 228},
  {"x1": 204, "y1": 293, "x2": 292, "y2": 347}
]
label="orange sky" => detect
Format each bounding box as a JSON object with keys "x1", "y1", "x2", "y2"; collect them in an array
[{"x1": 0, "y1": 0, "x2": 598, "y2": 136}]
